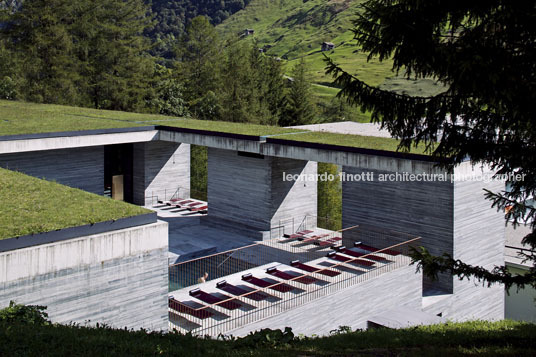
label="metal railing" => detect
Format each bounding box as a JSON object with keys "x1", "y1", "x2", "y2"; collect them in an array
[
  {"x1": 168, "y1": 225, "x2": 420, "y2": 336},
  {"x1": 269, "y1": 215, "x2": 338, "y2": 240}
]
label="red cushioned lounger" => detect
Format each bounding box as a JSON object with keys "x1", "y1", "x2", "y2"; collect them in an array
[
  {"x1": 279, "y1": 233, "x2": 304, "y2": 243},
  {"x1": 216, "y1": 280, "x2": 269, "y2": 301},
  {"x1": 299, "y1": 233, "x2": 329, "y2": 242},
  {"x1": 354, "y1": 242, "x2": 400, "y2": 256},
  {"x1": 290, "y1": 260, "x2": 340, "y2": 277},
  {"x1": 168, "y1": 297, "x2": 213, "y2": 319},
  {"x1": 337, "y1": 247, "x2": 388, "y2": 262},
  {"x1": 242, "y1": 273, "x2": 294, "y2": 293},
  {"x1": 266, "y1": 267, "x2": 317, "y2": 284},
  {"x1": 327, "y1": 252, "x2": 375, "y2": 267},
  {"x1": 169, "y1": 197, "x2": 185, "y2": 203},
  {"x1": 297, "y1": 230, "x2": 313, "y2": 235},
  {"x1": 314, "y1": 237, "x2": 342, "y2": 247},
  {"x1": 172, "y1": 199, "x2": 193, "y2": 207},
  {"x1": 189, "y1": 205, "x2": 208, "y2": 212},
  {"x1": 189, "y1": 288, "x2": 241, "y2": 310}
]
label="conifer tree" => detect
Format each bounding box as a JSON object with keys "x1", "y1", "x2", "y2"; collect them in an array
[
  {"x1": 281, "y1": 57, "x2": 316, "y2": 126},
  {"x1": 80, "y1": 0, "x2": 156, "y2": 111},
  {"x1": 2, "y1": 0, "x2": 82, "y2": 104},
  {"x1": 177, "y1": 16, "x2": 222, "y2": 119},
  {"x1": 326, "y1": 0, "x2": 536, "y2": 290}
]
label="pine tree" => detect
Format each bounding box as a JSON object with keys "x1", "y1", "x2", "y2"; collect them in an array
[
  {"x1": 258, "y1": 54, "x2": 286, "y2": 126},
  {"x1": 281, "y1": 57, "x2": 316, "y2": 126},
  {"x1": 2, "y1": 0, "x2": 83, "y2": 104},
  {"x1": 80, "y1": 0, "x2": 156, "y2": 111},
  {"x1": 1, "y1": 0, "x2": 156, "y2": 111},
  {"x1": 177, "y1": 16, "x2": 222, "y2": 119},
  {"x1": 326, "y1": 0, "x2": 536, "y2": 290},
  {"x1": 219, "y1": 40, "x2": 271, "y2": 124}
]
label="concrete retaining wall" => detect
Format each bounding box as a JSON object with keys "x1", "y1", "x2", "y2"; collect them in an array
[
  {"x1": 0, "y1": 221, "x2": 169, "y2": 331},
  {"x1": 0, "y1": 146, "x2": 104, "y2": 194}
]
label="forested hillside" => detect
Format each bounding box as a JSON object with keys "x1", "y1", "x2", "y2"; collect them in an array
[{"x1": 149, "y1": 0, "x2": 252, "y2": 57}]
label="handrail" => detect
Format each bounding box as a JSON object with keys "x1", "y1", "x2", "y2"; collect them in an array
[{"x1": 172, "y1": 236, "x2": 420, "y2": 312}]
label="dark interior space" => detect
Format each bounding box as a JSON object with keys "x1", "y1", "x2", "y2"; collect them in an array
[{"x1": 104, "y1": 144, "x2": 134, "y2": 203}]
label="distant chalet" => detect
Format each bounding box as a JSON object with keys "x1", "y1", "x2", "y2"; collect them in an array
[
  {"x1": 243, "y1": 28, "x2": 255, "y2": 37},
  {"x1": 321, "y1": 42, "x2": 335, "y2": 51}
]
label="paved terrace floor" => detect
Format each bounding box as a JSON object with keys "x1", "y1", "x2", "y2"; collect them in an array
[{"x1": 148, "y1": 202, "x2": 337, "y2": 265}]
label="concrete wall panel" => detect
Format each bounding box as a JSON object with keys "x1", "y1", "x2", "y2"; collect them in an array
[
  {"x1": 0, "y1": 222, "x2": 169, "y2": 331},
  {"x1": 0, "y1": 146, "x2": 104, "y2": 194}
]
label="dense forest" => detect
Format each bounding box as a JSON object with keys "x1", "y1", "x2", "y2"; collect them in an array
[{"x1": 149, "y1": 0, "x2": 252, "y2": 57}]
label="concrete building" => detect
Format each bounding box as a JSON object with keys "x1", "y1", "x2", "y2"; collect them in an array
[{"x1": 0, "y1": 119, "x2": 507, "y2": 334}]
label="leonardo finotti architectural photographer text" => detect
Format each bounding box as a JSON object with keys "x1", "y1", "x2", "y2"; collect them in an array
[{"x1": 282, "y1": 171, "x2": 525, "y2": 183}]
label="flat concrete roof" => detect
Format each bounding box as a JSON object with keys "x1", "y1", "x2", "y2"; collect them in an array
[{"x1": 289, "y1": 121, "x2": 393, "y2": 138}]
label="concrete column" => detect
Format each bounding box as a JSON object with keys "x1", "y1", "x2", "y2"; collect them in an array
[
  {"x1": 207, "y1": 148, "x2": 317, "y2": 239},
  {"x1": 132, "y1": 141, "x2": 190, "y2": 205},
  {"x1": 0, "y1": 146, "x2": 104, "y2": 195}
]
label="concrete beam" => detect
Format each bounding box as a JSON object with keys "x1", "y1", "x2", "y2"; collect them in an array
[
  {"x1": 0, "y1": 130, "x2": 159, "y2": 154},
  {"x1": 159, "y1": 130, "x2": 262, "y2": 154}
]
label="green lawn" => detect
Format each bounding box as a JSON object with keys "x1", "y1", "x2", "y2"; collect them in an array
[
  {"x1": 272, "y1": 131, "x2": 430, "y2": 155},
  {"x1": 0, "y1": 100, "x2": 303, "y2": 137},
  {"x1": 1, "y1": 317, "x2": 535, "y2": 356},
  {"x1": 0, "y1": 100, "x2": 162, "y2": 136},
  {"x1": 0, "y1": 168, "x2": 150, "y2": 240},
  {"x1": 0, "y1": 100, "x2": 433, "y2": 153}
]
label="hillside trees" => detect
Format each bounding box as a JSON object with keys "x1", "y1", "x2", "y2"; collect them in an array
[
  {"x1": 0, "y1": 0, "x2": 156, "y2": 111},
  {"x1": 326, "y1": 0, "x2": 536, "y2": 289},
  {"x1": 150, "y1": 0, "x2": 252, "y2": 57}
]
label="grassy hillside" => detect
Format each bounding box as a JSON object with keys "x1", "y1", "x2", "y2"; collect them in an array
[{"x1": 218, "y1": 0, "x2": 445, "y2": 122}]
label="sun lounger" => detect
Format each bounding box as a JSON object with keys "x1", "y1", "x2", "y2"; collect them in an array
[
  {"x1": 242, "y1": 273, "x2": 294, "y2": 293},
  {"x1": 188, "y1": 205, "x2": 208, "y2": 212},
  {"x1": 266, "y1": 267, "x2": 317, "y2": 284},
  {"x1": 168, "y1": 297, "x2": 213, "y2": 319},
  {"x1": 354, "y1": 242, "x2": 400, "y2": 256},
  {"x1": 327, "y1": 251, "x2": 375, "y2": 267},
  {"x1": 336, "y1": 246, "x2": 388, "y2": 262},
  {"x1": 171, "y1": 199, "x2": 193, "y2": 207},
  {"x1": 169, "y1": 197, "x2": 185, "y2": 203},
  {"x1": 189, "y1": 288, "x2": 241, "y2": 310},
  {"x1": 298, "y1": 233, "x2": 330, "y2": 242},
  {"x1": 297, "y1": 230, "x2": 313, "y2": 235},
  {"x1": 290, "y1": 260, "x2": 340, "y2": 277},
  {"x1": 313, "y1": 237, "x2": 342, "y2": 247},
  {"x1": 279, "y1": 233, "x2": 304, "y2": 243},
  {"x1": 216, "y1": 280, "x2": 269, "y2": 301}
]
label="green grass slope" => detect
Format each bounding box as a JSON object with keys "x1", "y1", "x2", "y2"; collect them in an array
[
  {"x1": 218, "y1": 0, "x2": 446, "y2": 122},
  {"x1": 1, "y1": 318, "x2": 535, "y2": 356}
]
